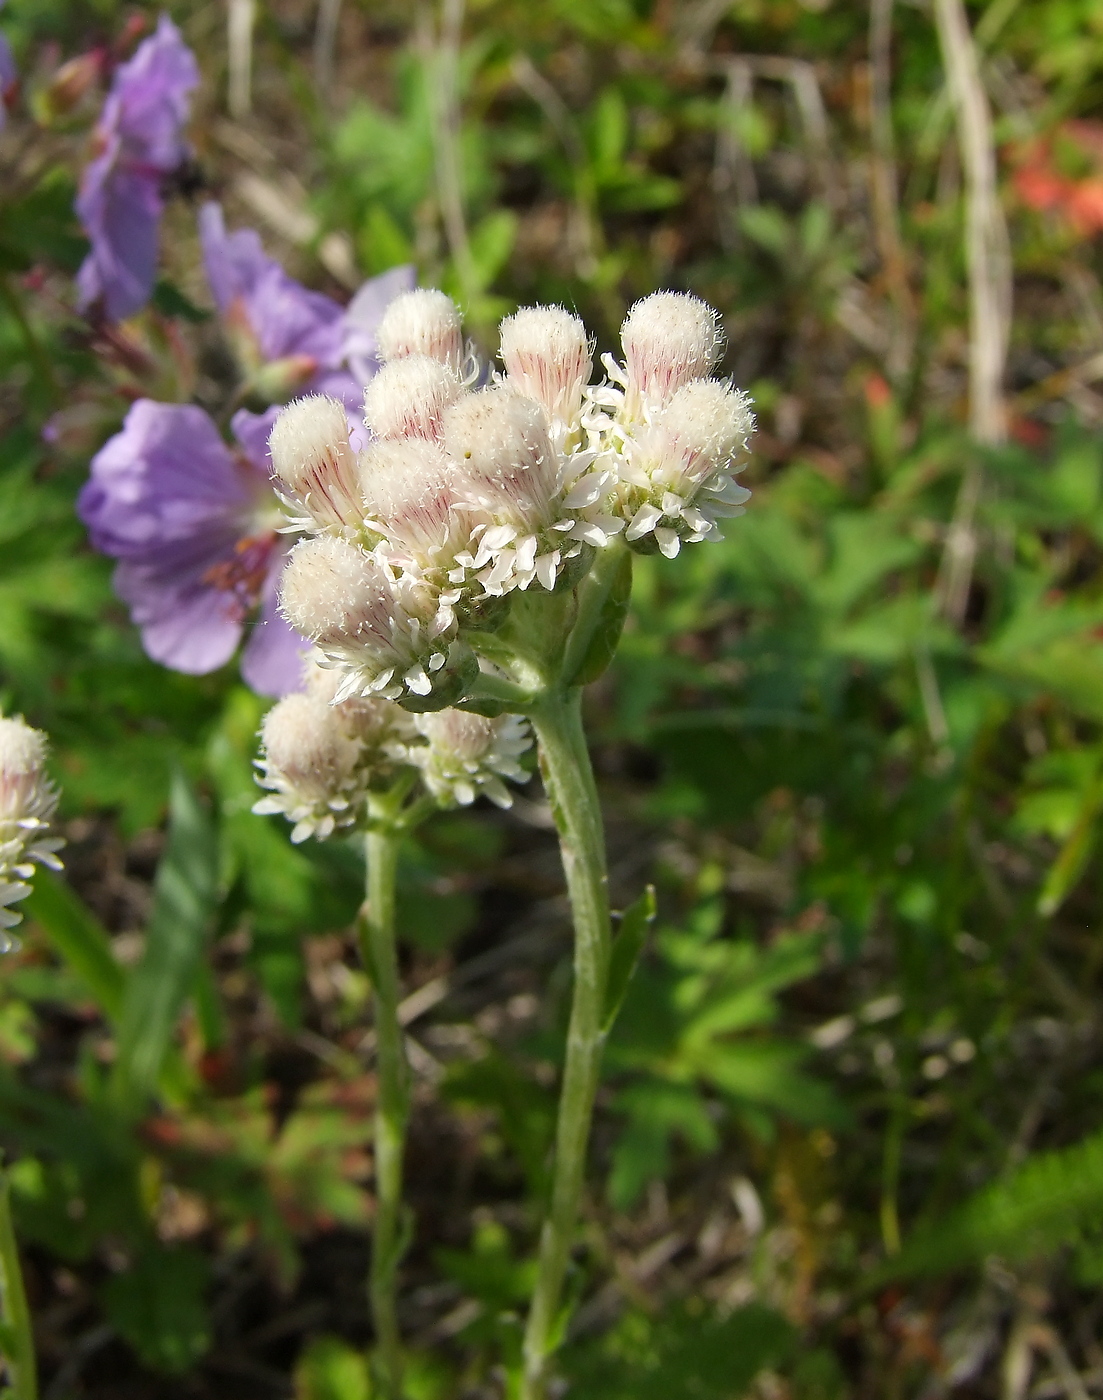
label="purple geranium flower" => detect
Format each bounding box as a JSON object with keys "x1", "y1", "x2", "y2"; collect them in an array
[
  {"x1": 75, "y1": 15, "x2": 199, "y2": 323},
  {"x1": 78, "y1": 399, "x2": 309, "y2": 696},
  {"x1": 199, "y1": 202, "x2": 415, "y2": 409}
]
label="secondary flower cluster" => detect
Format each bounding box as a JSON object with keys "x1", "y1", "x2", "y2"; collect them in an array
[
  {"x1": 0, "y1": 715, "x2": 64, "y2": 938},
  {"x1": 269, "y1": 288, "x2": 754, "y2": 709},
  {"x1": 253, "y1": 660, "x2": 530, "y2": 842}
]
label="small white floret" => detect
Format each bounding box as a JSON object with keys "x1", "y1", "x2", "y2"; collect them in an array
[
  {"x1": 407, "y1": 710, "x2": 531, "y2": 809},
  {"x1": 0, "y1": 714, "x2": 64, "y2": 936}
]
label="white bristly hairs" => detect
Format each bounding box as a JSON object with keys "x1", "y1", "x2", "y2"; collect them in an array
[
  {"x1": 269, "y1": 394, "x2": 365, "y2": 532},
  {"x1": 252, "y1": 692, "x2": 365, "y2": 843},
  {"x1": 406, "y1": 710, "x2": 532, "y2": 809},
  {"x1": 499, "y1": 306, "x2": 592, "y2": 427},
  {"x1": 0, "y1": 714, "x2": 64, "y2": 939},
  {"x1": 619, "y1": 291, "x2": 724, "y2": 418},
  {"x1": 363, "y1": 355, "x2": 463, "y2": 442},
  {"x1": 376, "y1": 288, "x2": 465, "y2": 376}
]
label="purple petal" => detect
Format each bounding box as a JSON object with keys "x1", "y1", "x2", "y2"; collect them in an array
[
  {"x1": 342, "y1": 264, "x2": 417, "y2": 386},
  {"x1": 229, "y1": 405, "x2": 281, "y2": 474},
  {"x1": 74, "y1": 16, "x2": 198, "y2": 320},
  {"x1": 200, "y1": 201, "x2": 346, "y2": 368},
  {"x1": 79, "y1": 400, "x2": 256, "y2": 561},
  {"x1": 76, "y1": 163, "x2": 163, "y2": 323},
  {"x1": 114, "y1": 558, "x2": 243, "y2": 675},
  {"x1": 0, "y1": 31, "x2": 17, "y2": 132},
  {"x1": 241, "y1": 571, "x2": 309, "y2": 698}
]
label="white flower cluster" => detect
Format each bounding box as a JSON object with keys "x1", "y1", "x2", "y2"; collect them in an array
[
  {"x1": 253, "y1": 660, "x2": 531, "y2": 841},
  {"x1": 0, "y1": 714, "x2": 64, "y2": 937},
  {"x1": 269, "y1": 288, "x2": 754, "y2": 709}
]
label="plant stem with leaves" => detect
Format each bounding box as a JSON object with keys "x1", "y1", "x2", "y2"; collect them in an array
[
  {"x1": 0, "y1": 1166, "x2": 36, "y2": 1400},
  {"x1": 359, "y1": 813, "x2": 410, "y2": 1400}
]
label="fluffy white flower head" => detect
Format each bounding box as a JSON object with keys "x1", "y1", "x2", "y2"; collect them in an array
[
  {"x1": 621, "y1": 379, "x2": 755, "y2": 557},
  {"x1": 500, "y1": 306, "x2": 591, "y2": 426},
  {"x1": 445, "y1": 389, "x2": 560, "y2": 529},
  {"x1": 363, "y1": 355, "x2": 462, "y2": 442},
  {"x1": 359, "y1": 439, "x2": 481, "y2": 577},
  {"x1": 0, "y1": 714, "x2": 64, "y2": 934},
  {"x1": 269, "y1": 394, "x2": 364, "y2": 531},
  {"x1": 410, "y1": 710, "x2": 531, "y2": 809},
  {"x1": 620, "y1": 291, "x2": 723, "y2": 416},
  {"x1": 376, "y1": 289, "x2": 464, "y2": 375},
  {"x1": 279, "y1": 535, "x2": 454, "y2": 700},
  {"x1": 252, "y1": 693, "x2": 364, "y2": 843}
]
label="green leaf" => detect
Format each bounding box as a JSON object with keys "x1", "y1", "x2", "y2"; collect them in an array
[
  {"x1": 101, "y1": 1245, "x2": 211, "y2": 1374},
  {"x1": 603, "y1": 885, "x2": 655, "y2": 1034},
  {"x1": 879, "y1": 1127, "x2": 1103, "y2": 1282},
  {"x1": 112, "y1": 771, "x2": 219, "y2": 1105},
  {"x1": 567, "y1": 548, "x2": 633, "y2": 688},
  {"x1": 21, "y1": 872, "x2": 125, "y2": 1023},
  {"x1": 295, "y1": 1335, "x2": 373, "y2": 1400}
]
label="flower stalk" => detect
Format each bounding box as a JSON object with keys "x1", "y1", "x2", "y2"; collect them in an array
[
  {"x1": 0, "y1": 1165, "x2": 36, "y2": 1400},
  {"x1": 520, "y1": 686, "x2": 613, "y2": 1400},
  {"x1": 358, "y1": 812, "x2": 410, "y2": 1400}
]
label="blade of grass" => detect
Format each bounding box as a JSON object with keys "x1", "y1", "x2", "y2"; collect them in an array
[{"x1": 112, "y1": 771, "x2": 219, "y2": 1108}]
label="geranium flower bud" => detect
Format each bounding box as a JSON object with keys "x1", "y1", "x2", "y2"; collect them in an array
[
  {"x1": 408, "y1": 710, "x2": 531, "y2": 809},
  {"x1": 358, "y1": 439, "x2": 481, "y2": 575},
  {"x1": 621, "y1": 378, "x2": 754, "y2": 558},
  {"x1": 376, "y1": 289, "x2": 464, "y2": 375},
  {"x1": 252, "y1": 692, "x2": 364, "y2": 842},
  {"x1": 279, "y1": 535, "x2": 456, "y2": 701},
  {"x1": 499, "y1": 306, "x2": 591, "y2": 426},
  {"x1": 0, "y1": 714, "x2": 64, "y2": 937},
  {"x1": 269, "y1": 394, "x2": 364, "y2": 531},
  {"x1": 620, "y1": 291, "x2": 723, "y2": 415},
  {"x1": 363, "y1": 355, "x2": 462, "y2": 442}
]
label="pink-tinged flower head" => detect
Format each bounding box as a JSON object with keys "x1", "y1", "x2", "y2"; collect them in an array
[
  {"x1": 376, "y1": 288, "x2": 464, "y2": 375},
  {"x1": 444, "y1": 389, "x2": 560, "y2": 531},
  {"x1": 252, "y1": 692, "x2": 364, "y2": 843},
  {"x1": 407, "y1": 710, "x2": 531, "y2": 809},
  {"x1": 269, "y1": 394, "x2": 365, "y2": 531},
  {"x1": 75, "y1": 15, "x2": 199, "y2": 322},
  {"x1": 358, "y1": 439, "x2": 479, "y2": 574},
  {"x1": 363, "y1": 355, "x2": 462, "y2": 442},
  {"x1": 0, "y1": 713, "x2": 64, "y2": 936},
  {"x1": 620, "y1": 379, "x2": 754, "y2": 558},
  {"x1": 620, "y1": 291, "x2": 723, "y2": 416},
  {"x1": 78, "y1": 399, "x2": 309, "y2": 696},
  {"x1": 279, "y1": 535, "x2": 465, "y2": 704},
  {"x1": 499, "y1": 306, "x2": 591, "y2": 426}
]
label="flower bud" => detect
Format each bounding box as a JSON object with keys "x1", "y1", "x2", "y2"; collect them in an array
[
  {"x1": 443, "y1": 389, "x2": 560, "y2": 529},
  {"x1": 358, "y1": 439, "x2": 479, "y2": 573},
  {"x1": 245, "y1": 354, "x2": 319, "y2": 405},
  {"x1": 252, "y1": 692, "x2": 363, "y2": 842},
  {"x1": 279, "y1": 535, "x2": 453, "y2": 700},
  {"x1": 499, "y1": 306, "x2": 591, "y2": 425},
  {"x1": 363, "y1": 355, "x2": 462, "y2": 442},
  {"x1": 279, "y1": 535, "x2": 402, "y2": 647},
  {"x1": 409, "y1": 710, "x2": 531, "y2": 808},
  {"x1": 620, "y1": 291, "x2": 723, "y2": 414},
  {"x1": 0, "y1": 714, "x2": 63, "y2": 936},
  {"x1": 621, "y1": 378, "x2": 754, "y2": 558},
  {"x1": 376, "y1": 289, "x2": 464, "y2": 374},
  {"x1": 269, "y1": 394, "x2": 364, "y2": 531}
]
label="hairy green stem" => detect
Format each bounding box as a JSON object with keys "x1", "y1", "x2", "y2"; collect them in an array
[
  {"x1": 521, "y1": 687, "x2": 612, "y2": 1399},
  {"x1": 0, "y1": 1166, "x2": 36, "y2": 1400},
  {"x1": 358, "y1": 824, "x2": 409, "y2": 1400}
]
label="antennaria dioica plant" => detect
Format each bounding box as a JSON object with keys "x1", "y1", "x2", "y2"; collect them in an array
[{"x1": 262, "y1": 288, "x2": 754, "y2": 1397}]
